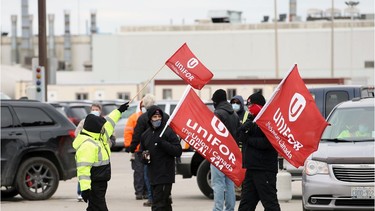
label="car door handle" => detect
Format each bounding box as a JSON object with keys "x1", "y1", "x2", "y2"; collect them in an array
[{"x1": 8, "y1": 132, "x2": 23, "y2": 136}]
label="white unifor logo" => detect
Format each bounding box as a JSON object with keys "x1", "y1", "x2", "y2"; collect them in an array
[
  {"x1": 187, "y1": 58, "x2": 199, "y2": 69},
  {"x1": 211, "y1": 116, "x2": 229, "y2": 137},
  {"x1": 288, "y1": 93, "x2": 306, "y2": 122}
]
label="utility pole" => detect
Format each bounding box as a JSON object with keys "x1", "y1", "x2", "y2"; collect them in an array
[{"x1": 38, "y1": 0, "x2": 47, "y2": 101}]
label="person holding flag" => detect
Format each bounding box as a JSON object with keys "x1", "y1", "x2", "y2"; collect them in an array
[
  {"x1": 210, "y1": 89, "x2": 241, "y2": 211},
  {"x1": 238, "y1": 92, "x2": 281, "y2": 211},
  {"x1": 140, "y1": 105, "x2": 182, "y2": 211}
]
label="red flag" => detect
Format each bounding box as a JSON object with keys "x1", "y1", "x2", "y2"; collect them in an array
[
  {"x1": 254, "y1": 64, "x2": 328, "y2": 168},
  {"x1": 165, "y1": 43, "x2": 213, "y2": 90},
  {"x1": 167, "y1": 86, "x2": 245, "y2": 186}
]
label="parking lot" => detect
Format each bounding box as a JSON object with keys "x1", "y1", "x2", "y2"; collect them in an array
[{"x1": 1, "y1": 151, "x2": 303, "y2": 211}]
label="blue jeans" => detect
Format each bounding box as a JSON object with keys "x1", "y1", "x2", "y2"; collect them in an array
[
  {"x1": 77, "y1": 182, "x2": 81, "y2": 195},
  {"x1": 144, "y1": 165, "x2": 153, "y2": 202},
  {"x1": 211, "y1": 164, "x2": 235, "y2": 211}
]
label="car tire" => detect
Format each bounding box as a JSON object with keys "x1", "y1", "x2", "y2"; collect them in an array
[
  {"x1": 196, "y1": 160, "x2": 213, "y2": 199},
  {"x1": 16, "y1": 157, "x2": 59, "y2": 200},
  {"x1": 1, "y1": 186, "x2": 19, "y2": 198}
]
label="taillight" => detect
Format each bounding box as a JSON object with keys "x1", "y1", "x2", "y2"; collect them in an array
[{"x1": 69, "y1": 130, "x2": 76, "y2": 138}]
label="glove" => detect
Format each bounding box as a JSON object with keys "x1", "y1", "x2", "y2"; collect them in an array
[
  {"x1": 81, "y1": 189, "x2": 90, "y2": 203},
  {"x1": 118, "y1": 102, "x2": 129, "y2": 113}
]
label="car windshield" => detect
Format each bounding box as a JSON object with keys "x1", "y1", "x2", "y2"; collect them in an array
[{"x1": 321, "y1": 107, "x2": 374, "y2": 142}]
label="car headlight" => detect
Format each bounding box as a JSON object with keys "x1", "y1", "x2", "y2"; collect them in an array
[{"x1": 305, "y1": 160, "x2": 328, "y2": 176}]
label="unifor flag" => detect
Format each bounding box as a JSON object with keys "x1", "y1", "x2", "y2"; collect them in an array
[
  {"x1": 165, "y1": 43, "x2": 213, "y2": 90},
  {"x1": 254, "y1": 64, "x2": 328, "y2": 168},
  {"x1": 163, "y1": 86, "x2": 245, "y2": 186}
]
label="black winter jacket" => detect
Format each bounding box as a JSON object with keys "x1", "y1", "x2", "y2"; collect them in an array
[
  {"x1": 214, "y1": 101, "x2": 241, "y2": 144},
  {"x1": 239, "y1": 116, "x2": 278, "y2": 173},
  {"x1": 129, "y1": 109, "x2": 169, "y2": 153},
  {"x1": 140, "y1": 106, "x2": 182, "y2": 185}
]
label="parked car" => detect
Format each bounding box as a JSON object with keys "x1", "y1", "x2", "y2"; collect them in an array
[
  {"x1": 1, "y1": 99, "x2": 77, "y2": 200},
  {"x1": 51, "y1": 101, "x2": 92, "y2": 126},
  {"x1": 283, "y1": 85, "x2": 375, "y2": 181},
  {"x1": 302, "y1": 97, "x2": 374, "y2": 211}
]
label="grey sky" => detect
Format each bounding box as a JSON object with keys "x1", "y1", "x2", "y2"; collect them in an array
[{"x1": 1, "y1": 0, "x2": 374, "y2": 35}]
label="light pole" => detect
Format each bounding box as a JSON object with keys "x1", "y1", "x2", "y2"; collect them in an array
[{"x1": 345, "y1": 1, "x2": 359, "y2": 80}]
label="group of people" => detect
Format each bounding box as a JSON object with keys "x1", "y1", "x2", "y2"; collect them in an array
[
  {"x1": 72, "y1": 89, "x2": 281, "y2": 211},
  {"x1": 210, "y1": 89, "x2": 280, "y2": 211}
]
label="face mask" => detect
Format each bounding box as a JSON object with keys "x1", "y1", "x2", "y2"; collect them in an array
[
  {"x1": 141, "y1": 107, "x2": 147, "y2": 113},
  {"x1": 358, "y1": 124, "x2": 368, "y2": 133},
  {"x1": 90, "y1": 111, "x2": 101, "y2": 116},
  {"x1": 151, "y1": 119, "x2": 162, "y2": 128},
  {"x1": 232, "y1": 104, "x2": 240, "y2": 112}
]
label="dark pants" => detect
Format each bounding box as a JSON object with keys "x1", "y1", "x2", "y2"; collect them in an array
[
  {"x1": 87, "y1": 181, "x2": 108, "y2": 211},
  {"x1": 238, "y1": 170, "x2": 281, "y2": 211},
  {"x1": 132, "y1": 152, "x2": 145, "y2": 196},
  {"x1": 151, "y1": 184, "x2": 172, "y2": 211}
]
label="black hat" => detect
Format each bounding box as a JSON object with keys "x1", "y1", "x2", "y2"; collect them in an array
[
  {"x1": 247, "y1": 92, "x2": 266, "y2": 106},
  {"x1": 211, "y1": 89, "x2": 227, "y2": 103},
  {"x1": 83, "y1": 114, "x2": 106, "y2": 133},
  {"x1": 147, "y1": 105, "x2": 163, "y2": 119}
]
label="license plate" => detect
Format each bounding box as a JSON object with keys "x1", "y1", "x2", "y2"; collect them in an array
[{"x1": 351, "y1": 187, "x2": 374, "y2": 199}]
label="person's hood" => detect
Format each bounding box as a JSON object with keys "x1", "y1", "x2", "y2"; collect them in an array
[
  {"x1": 230, "y1": 95, "x2": 245, "y2": 113},
  {"x1": 146, "y1": 105, "x2": 167, "y2": 129}
]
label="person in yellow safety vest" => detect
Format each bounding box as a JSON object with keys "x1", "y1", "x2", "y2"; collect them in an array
[{"x1": 73, "y1": 102, "x2": 129, "y2": 211}]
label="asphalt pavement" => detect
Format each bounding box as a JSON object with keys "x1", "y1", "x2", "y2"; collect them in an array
[{"x1": 1, "y1": 151, "x2": 303, "y2": 211}]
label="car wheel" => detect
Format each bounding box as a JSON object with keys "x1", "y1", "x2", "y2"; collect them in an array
[
  {"x1": 196, "y1": 160, "x2": 213, "y2": 199},
  {"x1": 1, "y1": 186, "x2": 19, "y2": 198},
  {"x1": 16, "y1": 157, "x2": 59, "y2": 200}
]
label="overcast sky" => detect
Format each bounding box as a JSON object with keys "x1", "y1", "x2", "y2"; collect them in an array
[{"x1": 1, "y1": 0, "x2": 374, "y2": 35}]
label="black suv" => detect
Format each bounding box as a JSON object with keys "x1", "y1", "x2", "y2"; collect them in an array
[{"x1": 1, "y1": 100, "x2": 77, "y2": 200}]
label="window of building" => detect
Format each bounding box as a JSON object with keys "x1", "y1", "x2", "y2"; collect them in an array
[
  {"x1": 117, "y1": 92, "x2": 130, "y2": 100},
  {"x1": 163, "y1": 89, "x2": 172, "y2": 100},
  {"x1": 76, "y1": 93, "x2": 88, "y2": 100},
  {"x1": 227, "y1": 89, "x2": 237, "y2": 99},
  {"x1": 364, "y1": 61, "x2": 374, "y2": 68}
]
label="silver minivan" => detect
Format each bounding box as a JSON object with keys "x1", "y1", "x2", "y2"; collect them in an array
[{"x1": 302, "y1": 97, "x2": 374, "y2": 211}]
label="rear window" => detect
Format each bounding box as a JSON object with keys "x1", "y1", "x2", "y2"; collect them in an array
[
  {"x1": 361, "y1": 87, "x2": 375, "y2": 97},
  {"x1": 13, "y1": 107, "x2": 55, "y2": 127},
  {"x1": 325, "y1": 91, "x2": 350, "y2": 117},
  {"x1": 101, "y1": 104, "x2": 118, "y2": 116},
  {"x1": 69, "y1": 107, "x2": 88, "y2": 120}
]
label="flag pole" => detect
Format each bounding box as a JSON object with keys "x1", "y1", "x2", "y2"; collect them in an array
[{"x1": 129, "y1": 64, "x2": 166, "y2": 103}]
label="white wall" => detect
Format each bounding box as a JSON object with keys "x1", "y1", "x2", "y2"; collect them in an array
[{"x1": 93, "y1": 26, "x2": 374, "y2": 85}]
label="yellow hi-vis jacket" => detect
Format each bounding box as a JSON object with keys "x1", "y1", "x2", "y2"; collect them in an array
[{"x1": 72, "y1": 109, "x2": 121, "y2": 191}]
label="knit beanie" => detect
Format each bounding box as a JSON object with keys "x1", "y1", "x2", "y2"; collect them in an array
[
  {"x1": 247, "y1": 92, "x2": 266, "y2": 106},
  {"x1": 147, "y1": 105, "x2": 163, "y2": 120},
  {"x1": 211, "y1": 89, "x2": 227, "y2": 103},
  {"x1": 142, "y1": 94, "x2": 156, "y2": 109},
  {"x1": 83, "y1": 114, "x2": 106, "y2": 133}
]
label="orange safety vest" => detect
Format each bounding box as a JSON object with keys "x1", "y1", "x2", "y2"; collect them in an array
[{"x1": 124, "y1": 111, "x2": 143, "y2": 152}]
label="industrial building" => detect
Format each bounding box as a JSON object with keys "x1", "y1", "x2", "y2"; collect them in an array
[{"x1": 1, "y1": 0, "x2": 374, "y2": 101}]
